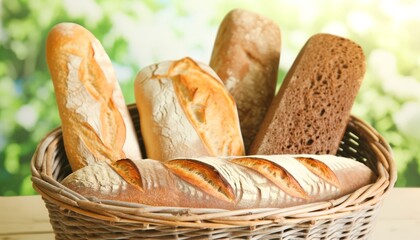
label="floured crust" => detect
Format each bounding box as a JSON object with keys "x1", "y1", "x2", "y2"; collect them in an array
[
  {"x1": 134, "y1": 57, "x2": 244, "y2": 161},
  {"x1": 210, "y1": 9, "x2": 281, "y2": 151},
  {"x1": 62, "y1": 155, "x2": 375, "y2": 209},
  {"x1": 46, "y1": 23, "x2": 141, "y2": 171}
]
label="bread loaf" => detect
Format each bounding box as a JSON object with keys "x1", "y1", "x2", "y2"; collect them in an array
[
  {"x1": 249, "y1": 33, "x2": 365, "y2": 156},
  {"x1": 46, "y1": 23, "x2": 142, "y2": 171},
  {"x1": 209, "y1": 9, "x2": 281, "y2": 151},
  {"x1": 62, "y1": 155, "x2": 374, "y2": 209},
  {"x1": 134, "y1": 57, "x2": 245, "y2": 161}
]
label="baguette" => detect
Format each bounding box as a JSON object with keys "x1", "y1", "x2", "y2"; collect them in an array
[
  {"x1": 249, "y1": 33, "x2": 365, "y2": 155},
  {"x1": 209, "y1": 9, "x2": 281, "y2": 151},
  {"x1": 134, "y1": 57, "x2": 245, "y2": 161},
  {"x1": 46, "y1": 23, "x2": 142, "y2": 171},
  {"x1": 61, "y1": 155, "x2": 374, "y2": 209}
]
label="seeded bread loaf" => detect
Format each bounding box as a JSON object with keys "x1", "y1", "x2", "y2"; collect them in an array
[
  {"x1": 209, "y1": 9, "x2": 281, "y2": 151},
  {"x1": 134, "y1": 57, "x2": 245, "y2": 161},
  {"x1": 46, "y1": 23, "x2": 142, "y2": 171},
  {"x1": 61, "y1": 155, "x2": 374, "y2": 209},
  {"x1": 249, "y1": 33, "x2": 365, "y2": 155}
]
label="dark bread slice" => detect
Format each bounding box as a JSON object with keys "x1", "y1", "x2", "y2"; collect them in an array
[{"x1": 249, "y1": 33, "x2": 365, "y2": 155}]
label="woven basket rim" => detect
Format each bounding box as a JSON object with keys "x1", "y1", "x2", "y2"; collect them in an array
[{"x1": 30, "y1": 107, "x2": 397, "y2": 229}]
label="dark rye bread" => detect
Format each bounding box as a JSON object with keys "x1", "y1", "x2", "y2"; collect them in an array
[{"x1": 249, "y1": 33, "x2": 365, "y2": 155}]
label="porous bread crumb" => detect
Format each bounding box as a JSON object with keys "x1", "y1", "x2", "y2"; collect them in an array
[{"x1": 250, "y1": 33, "x2": 365, "y2": 155}]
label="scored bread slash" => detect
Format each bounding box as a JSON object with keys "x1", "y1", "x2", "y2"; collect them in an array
[
  {"x1": 164, "y1": 159, "x2": 236, "y2": 203},
  {"x1": 62, "y1": 155, "x2": 374, "y2": 209},
  {"x1": 231, "y1": 157, "x2": 308, "y2": 199},
  {"x1": 295, "y1": 157, "x2": 340, "y2": 188},
  {"x1": 169, "y1": 58, "x2": 244, "y2": 157},
  {"x1": 111, "y1": 159, "x2": 143, "y2": 191},
  {"x1": 134, "y1": 57, "x2": 244, "y2": 161},
  {"x1": 46, "y1": 23, "x2": 142, "y2": 171}
]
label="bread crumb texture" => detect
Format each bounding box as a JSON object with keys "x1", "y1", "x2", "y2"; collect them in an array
[{"x1": 251, "y1": 33, "x2": 365, "y2": 156}]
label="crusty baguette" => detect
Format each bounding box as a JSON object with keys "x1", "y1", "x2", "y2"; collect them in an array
[
  {"x1": 249, "y1": 33, "x2": 365, "y2": 156},
  {"x1": 46, "y1": 23, "x2": 142, "y2": 171},
  {"x1": 61, "y1": 155, "x2": 374, "y2": 209},
  {"x1": 134, "y1": 57, "x2": 245, "y2": 161},
  {"x1": 209, "y1": 9, "x2": 281, "y2": 151}
]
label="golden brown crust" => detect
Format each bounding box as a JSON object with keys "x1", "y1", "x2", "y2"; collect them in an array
[
  {"x1": 169, "y1": 58, "x2": 245, "y2": 157},
  {"x1": 164, "y1": 159, "x2": 235, "y2": 203},
  {"x1": 46, "y1": 23, "x2": 141, "y2": 171},
  {"x1": 134, "y1": 57, "x2": 244, "y2": 161},
  {"x1": 295, "y1": 157, "x2": 340, "y2": 188},
  {"x1": 111, "y1": 159, "x2": 143, "y2": 191},
  {"x1": 231, "y1": 157, "x2": 308, "y2": 199},
  {"x1": 62, "y1": 155, "x2": 375, "y2": 209}
]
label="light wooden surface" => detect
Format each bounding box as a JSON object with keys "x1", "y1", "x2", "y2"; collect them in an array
[
  {"x1": 0, "y1": 188, "x2": 419, "y2": 240},
  {"x1": 371, "y1": 188, "x2": 420, "y2": 240},
  {"x1": 0, "y1": 194, "x2": 53, "y2": 240}
]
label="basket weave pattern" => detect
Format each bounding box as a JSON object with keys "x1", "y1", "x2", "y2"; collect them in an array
[{"x1": 31, "y1": 105, "x2": 397, "y2": 239}]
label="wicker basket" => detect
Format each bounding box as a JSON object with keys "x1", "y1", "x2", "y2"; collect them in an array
[{"x1": 31, "y1": 104, "x2": 397, "y2": 239}]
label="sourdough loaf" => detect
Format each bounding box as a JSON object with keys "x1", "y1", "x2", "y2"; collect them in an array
[
  {"x1": 61, "y1": 155, "x2": 374, "y2": 209},
  {"x1": 249, "y1": 33, "x2": 365, "y2": 155},
  {"x1": 46, "y1": 23, "x2": 142, "y2": 171},
  {"x1": 134, "y1": 57, "x2": 245, "y2": 161},
  {"x1": 210, "y1": 9, "x2": 281, "y2": 151}
]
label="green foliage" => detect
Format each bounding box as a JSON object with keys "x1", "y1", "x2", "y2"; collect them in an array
[{"x1": 1, "y1": 0, "x2": 419, "y2": 196}]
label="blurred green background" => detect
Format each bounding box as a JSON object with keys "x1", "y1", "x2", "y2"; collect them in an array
[{"x1": 1, "y1": 0, "x2": 419, "y2": 196}]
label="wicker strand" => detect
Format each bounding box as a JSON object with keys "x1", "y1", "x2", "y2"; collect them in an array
[{"x1": 30, "y1": 104, "x2": 396, "y2": 239}]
